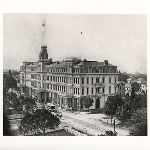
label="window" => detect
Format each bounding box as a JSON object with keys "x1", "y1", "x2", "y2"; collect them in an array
[
  {"x1": 96, "y1": 87, "x2": 100, "y2": 93},
  {"x1": 82, "y1": 88, "x2": 84, "y2": 95},
  {"x1": 51, "y1": 76, "x2": 52, "y2": 81},
  {"x1": 47, "y1": 76, "x2": 49, "y2": 80},
  {"x1": 91, "y1": 87, "x2": 93, "y2": 94},
  {"x1": 47, "y1": 84, "x2": 49, "y2": 89},
  {"x1": 78, "y1": 78, "x2": 79, "y2": 84},
  {"x1": 120, "y1": 86, "x2": 121, "y2": 90},
  {"x1": 82, "y1": 78, "x2": 84, "y2": 84},
  {"x1": 102, "y1": 77, "x2": 105, "y2": 83},
  {"x1": 115, "y1": 87, "x2": 117, "y2": 93},
  {"x1": 76, "y1": 78, "x2": 78, "y2": 84},
  {"x1": 64, "y1": 87, "x2": 66, "y2": 92},
  {"x1": 109, "y1": 77, "x2": 111, "y2": 83},
  {"x1": 115, "y1": 77, "x2": 117, "y2": 83},
  {"x1": 31, "y1": 81, "x2": 34, "y2": 87},
  {"x1": 87, "y1": 87, "x2": 89, "y2": 95},
  {"x1": 109, "y1": 86, "x2": 111, "y2": 93},
  {"x1": 96, "y1": 68, "x2": 99, "y2": 73},
  {"x1": 109, "y1": 67, "x2": 111, "y2": 73},
  {"x1": 31, "y1": 74, "x2": 34, "y2": 78},
  {"x1": 74, "y1": 88, "x2": 76, "y2": 94},
  {"x1": 102, "y1": 68, "x2": 104, "y2": 73},
  {"x1": 56, "y1": 85, "x2": 57, "y2": 91},
  {"x1": 38, "y1": 75, "x2": 41, "y2": 80},
  {"x1": 96, "y1": 78, "x2": 100, "y2": 83},
  {"x1": 39, "y1": 83, "x2": 41, "y2": 88},
  {"x1": 31, "y1": 69, "x2": 34, "y2": 71},
  {"x1": 102, "y1": 87, "x2": 105, "y2": 93},
  {"x1": 78, "y1": 88, "x2": 80, "y2": 95},
  {"x1": 87, "y1": 78, "x2": 89, "y2": 84},
  {"x1": 76, "y1": 88, "x2": 77, "y2": 94},
  {"x1": 74, "y1": 78, "x2": 76, "y2": 84},
  {"x1": 91, "y1": 78, "x2": 93, "y2": 84}
]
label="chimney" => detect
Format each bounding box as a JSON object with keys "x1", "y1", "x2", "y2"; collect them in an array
[{"x1": 104, "y1": 60, "x2": 108, "y2": 66}]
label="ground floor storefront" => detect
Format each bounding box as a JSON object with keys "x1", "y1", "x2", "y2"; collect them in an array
[{"x1": 18, "y1": 86, "x2": 108, "y2": 110}]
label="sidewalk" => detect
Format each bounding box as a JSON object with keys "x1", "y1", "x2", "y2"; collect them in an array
[{"x1": 61, "y1": 111, "x2": 129, "y2": 136}]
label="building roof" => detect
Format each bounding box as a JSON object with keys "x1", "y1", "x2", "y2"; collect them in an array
[
  {"x1": 127, "y1": 77, "x2": 136, "y2": 81},
  {"x1": 78, "y1": 61, "x2": 115, "y2": 66},
  {"x1": 45, "y1": 61, "x2": 67, "y2": 67},
  {"x1": 26, "y1": 65, "x2": 39, "y2": 68}
]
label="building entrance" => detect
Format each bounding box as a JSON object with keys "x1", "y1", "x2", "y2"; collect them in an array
[{"x1": 96, "y1": 98, "x2": 100, "y2": 109}]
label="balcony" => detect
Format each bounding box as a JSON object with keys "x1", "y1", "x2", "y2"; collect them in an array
[
  {"x1": 95, "y1": 93, "x2": 103, "y2": 97},
  {"x1": 94, "y1": 82, "x2": 104, "y2": 87}
]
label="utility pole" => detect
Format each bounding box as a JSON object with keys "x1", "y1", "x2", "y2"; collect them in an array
[{"x1": 114, "y1": 119, "x2": 115, "y2": 134}]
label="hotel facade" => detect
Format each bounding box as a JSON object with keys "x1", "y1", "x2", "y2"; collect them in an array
[{"x1": 18, "y1": 21, "x2": 120, "y2": 111}]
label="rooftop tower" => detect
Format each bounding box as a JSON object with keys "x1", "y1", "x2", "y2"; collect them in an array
[{"x1": 39, "y1": 20, "x2": 48, "y2": 60}]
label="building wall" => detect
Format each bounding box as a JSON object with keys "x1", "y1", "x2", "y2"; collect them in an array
[{"x1": 18, "y1": 56, "x2": 119, "y2": 110}]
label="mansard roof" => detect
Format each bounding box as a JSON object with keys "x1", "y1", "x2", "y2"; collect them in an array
[
  {"x1": 78, "y1": 61, "x2": 115, "y2": 66},
  {"x1": 26, "y1": 64, "x2": 39, "y2": 68}
]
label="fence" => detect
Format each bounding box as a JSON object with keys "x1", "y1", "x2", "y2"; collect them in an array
[{"x1": 63, "y1": 126, "x2": 88, "y2": 136}]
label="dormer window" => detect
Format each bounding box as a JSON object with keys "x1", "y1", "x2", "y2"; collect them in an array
[
  {"x1": 102, "y1": 68, "x2": 104, "y2": 73},
  {"x1": 109, "y1": 67, "x2": 111, "y2": 73}
]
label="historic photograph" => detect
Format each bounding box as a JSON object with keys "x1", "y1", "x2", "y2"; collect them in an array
[{"x1": 3, "y1": 13, "x2": 147, "y2": 136}]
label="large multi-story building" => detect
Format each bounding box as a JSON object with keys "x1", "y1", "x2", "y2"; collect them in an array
[{"x1": 18, "y1": 21, "x2": 119, "y2": 111}]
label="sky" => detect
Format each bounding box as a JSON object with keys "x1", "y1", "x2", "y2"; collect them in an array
[{"x1": 3, "y1": 14, "x2": 147, "y2": 74}]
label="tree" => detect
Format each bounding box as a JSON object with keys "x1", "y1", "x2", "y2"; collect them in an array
[
  {"x1": 130, "y1": 108, "x2": 147, "y2": 136},
  {"x1": 104, "y1": 96, "x2": 117, "y2": 124},
  {"x1": 131, "y1": 82, "x2": 140, "y2": 92},
  {"x1": 19, "y1": 95, "x2": 36, "y2": 114},
  {"x1": 33, "y1": 109, "x2": 61, "y2": 135},
  {"x1": 136, "y1": 93, "x2": 147, "y2": 109},
  {"x1": 3, "y1": 73, "x2": 17, "y2": 90},
  {"x1": 118, "y1": 73, "x2": 130, "y2": 83},
  {"x1": 104, "y1": 95, "x2": 123, "y2": 124},
  {"x1": 3, "y1": 114, "x2": 12, "y2": 136},
  {"x1": 81, "y1": 96, "x2": 94, "y2": 111},
  {"x1": 7, "y1": 92, "x2": 20, "y2": 111},
  {"x1": 18, "y1": 114, "x2": 33, "y2": 136},
  {"x1": 19, "y1": 109, "x2": 61, "y2": 136}
]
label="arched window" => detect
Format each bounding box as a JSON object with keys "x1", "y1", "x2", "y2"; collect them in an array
[
  {"x1": 87, "y1": 87, "x2": 89, "y2": 95},
  {"x1": 109, "y1": 77, "x2": 111, "y2": 83},
  {"x1": 91, "y1": 87, "x2": 94, "y2": 94},
  {"x1": 82, "y1": 88, "x2": 84, "y2": 95},
  {"x1": 76, "y1": 88, "x2": 77, "y2": 94}
]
